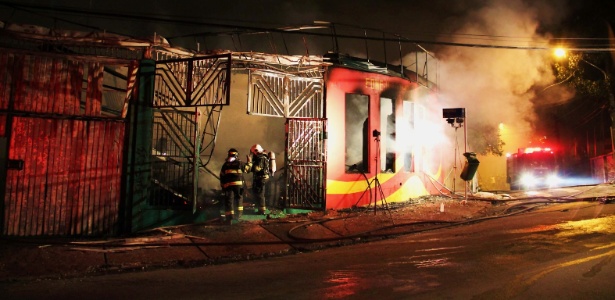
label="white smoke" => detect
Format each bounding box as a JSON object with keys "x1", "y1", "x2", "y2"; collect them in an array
[
  {"x1": 434, "y1": 0, "x2": 572, "y2": 153},
  {"x1": 412, "y1": 0, "x2": 576, "y2": 190}
]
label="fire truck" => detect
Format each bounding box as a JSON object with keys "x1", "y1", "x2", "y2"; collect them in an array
[{"x1": 506, "y1": 147, "x2": 560, "y2": 190}]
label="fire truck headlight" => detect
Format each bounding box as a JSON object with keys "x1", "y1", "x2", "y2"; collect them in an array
[
  {"x1": 547, "y1": 174, "x2": 560, "y2": 187},
  {"x1": 520, "y1": 174, "x2": 536, "y2": 187}
]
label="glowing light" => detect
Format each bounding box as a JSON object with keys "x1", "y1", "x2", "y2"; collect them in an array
[
  {"x1": 524, "y1": 147, "x2": 540, "y2": 153},
  {"x1": 547, "y1": 174, "x2": 560, "y2": 187},
  {"x1": 498, "y1": 123, "x2": 504, "y2": 130},
  {"x1": 520, "y1": 173, "x2": 536, "y2": 187},
  {"x1": 554, "y1": 48, "x2": 566, "y2": 59},
  {"x1": 522, "y1": 146, "x2": 555, "y2": 154}
]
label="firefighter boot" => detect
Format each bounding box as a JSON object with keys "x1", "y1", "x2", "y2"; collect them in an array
[
  {"x1": 237, "y1": 207, "x2": 243, "y2": 220},
  {"x1": 224, "y1": 212, "x2": 234, "y2": 225}
]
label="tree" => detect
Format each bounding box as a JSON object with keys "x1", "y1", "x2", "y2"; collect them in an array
[
  {"x1": 553, "y1": 52, "x2": 611, "y2": 99},
  {"x1": 468, "y1": 122, "x2": 505, "y2": 156}
]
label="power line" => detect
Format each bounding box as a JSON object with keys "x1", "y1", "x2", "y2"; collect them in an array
[{"x1": 1, "y1": 1, "x2": 615, "y2": 52}]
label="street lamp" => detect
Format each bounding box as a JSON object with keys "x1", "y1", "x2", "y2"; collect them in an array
[{"x1": 554, "y1": 48, "x2": 566, "y2": 59}]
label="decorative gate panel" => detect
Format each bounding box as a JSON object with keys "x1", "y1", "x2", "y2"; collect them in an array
[
  {"x1": 151, "y1": 108, "x2": 199, "y2": 209},
  {"x1": 154, "y1": 54, "x2": 231, "y2": 107},
  {"x1": 285, "y1": 118, "x2": 327, "y2": 209},
  {"x1": 248, "y1": 71, "x2": 324, "y2": 118}
]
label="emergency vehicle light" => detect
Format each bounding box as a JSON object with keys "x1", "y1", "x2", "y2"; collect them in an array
[
  {"x1": 520, "y1": 172, "x2": 560, "y2": 189},
  {"x1": 547, "y1": 174, "x2": 560, "y2": 187},
  {"x1": 523, "y1": 147, "x2": 554, "y2": 154}
]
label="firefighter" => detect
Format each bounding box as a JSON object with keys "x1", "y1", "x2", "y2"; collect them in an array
[
  {"x1": 246, "y1": 144, "x2": 276, "y2": 215},
  {"x1": 219, "y1": 148, "x2": 246, "y2": 224}
]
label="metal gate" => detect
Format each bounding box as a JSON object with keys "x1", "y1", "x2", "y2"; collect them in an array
[
  {"x1": 247, "y1": 71, "x2": 326, "y2": 209},
  {"x1": 285, "y1": 118, "x2": 327, "y2": 209},
  {"x1": 151, "y1": 54, "x2": 230, "y2": 212},
  {"x1": 0, "y1": 51, "x2": 135, "y2": 236}
]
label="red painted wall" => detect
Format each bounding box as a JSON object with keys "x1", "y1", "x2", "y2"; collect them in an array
[{"x1": 324, "y1": 66, "x2": 443, "y2": 209}]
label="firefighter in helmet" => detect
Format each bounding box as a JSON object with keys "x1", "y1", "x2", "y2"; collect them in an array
[
  {"x1": 219, "y1": 148, "x2": 246, "y2": 224},
  {"x1": 245, "y1": 144, "x2": 276, "y2": 215}
]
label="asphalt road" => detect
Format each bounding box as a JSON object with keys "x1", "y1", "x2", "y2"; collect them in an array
[{"x1": 3, "y1": 201, "x2": 615, "y2": 299}]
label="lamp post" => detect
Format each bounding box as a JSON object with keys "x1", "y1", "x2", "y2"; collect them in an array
[{"x1": 442, "y1": 108, "x2": 471, "y2": 202}]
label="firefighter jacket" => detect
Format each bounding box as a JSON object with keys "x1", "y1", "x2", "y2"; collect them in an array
[{"x1": 220, "y1": 157, "x2": 246, "y2": 189}]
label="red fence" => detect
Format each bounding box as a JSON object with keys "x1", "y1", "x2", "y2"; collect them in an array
[{"x1": 0, "y1": 51, "x2": 134, "y2": 236}]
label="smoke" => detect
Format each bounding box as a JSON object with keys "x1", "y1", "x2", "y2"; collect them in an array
[{"x1": 433, "y1": 0, "x2": 573, "y2": 153}]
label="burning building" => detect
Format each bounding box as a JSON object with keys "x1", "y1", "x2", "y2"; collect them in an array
[{"x1": 0, "y1": 20, "x2": 450, "y2": 236}]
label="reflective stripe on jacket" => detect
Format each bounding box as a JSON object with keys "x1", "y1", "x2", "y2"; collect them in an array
[
  {"x1": 220, "y1": 159, "x2": 244, "y2": 189},
  {"x1": 222, "y1": 180, "x2": 243, "y2": 188}
]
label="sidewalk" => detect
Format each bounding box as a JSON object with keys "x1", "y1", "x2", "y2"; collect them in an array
[{"x1": 0, "y1": 197, "x2": 501, "y2": 282}]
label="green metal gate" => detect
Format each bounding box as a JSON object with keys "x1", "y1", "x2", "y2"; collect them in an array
[{"x1": 150, "y1": 54, "x2": 231, "y2": 213}]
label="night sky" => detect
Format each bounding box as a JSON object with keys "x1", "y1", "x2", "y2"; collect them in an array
[{"x1": 2, "y1": 0, "x2": 612, "y2": 54}]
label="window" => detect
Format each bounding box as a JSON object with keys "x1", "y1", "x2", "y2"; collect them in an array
[
  {"x1": 380, "y1": 97, "x2": 395, "y2": 172},
  {"x1": 345, "y1": 94, "x2": 369, "y2": 173},
  {"x1": 402, "y1": 100, "x2": 415, "y2": 172}
]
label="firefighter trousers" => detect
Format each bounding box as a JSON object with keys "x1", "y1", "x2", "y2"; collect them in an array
[{"x1": 223, "y1": 185, "x2": 243, "y2": 219}]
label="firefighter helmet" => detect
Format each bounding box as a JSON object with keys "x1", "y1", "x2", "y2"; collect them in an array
[
  {"x1": 228, "y1": 148, "x2": 239, "y2": 158},
  {"x1": 250, "y1": 144, "x2": 263, "y2": 155}
]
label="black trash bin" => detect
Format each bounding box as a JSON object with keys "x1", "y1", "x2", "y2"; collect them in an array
[{"x1": 460, "y1": 152, "x2": 480, "y2": 181}]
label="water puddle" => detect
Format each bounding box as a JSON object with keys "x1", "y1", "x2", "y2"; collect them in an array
[{"x1": 508, "y1": 215, "x2": 615, "y2": 236}]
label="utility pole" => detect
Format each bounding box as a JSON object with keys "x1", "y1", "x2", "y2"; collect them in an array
[{"x1": 581, "y1": 58, "x2": 615, "y2": 158}]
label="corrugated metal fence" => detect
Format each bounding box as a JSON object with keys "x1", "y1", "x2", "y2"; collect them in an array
[{"x1": 0, "y1": 51, "x2": 135, "y2": 236}]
